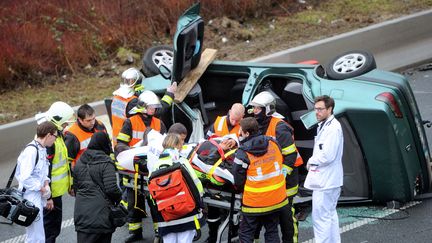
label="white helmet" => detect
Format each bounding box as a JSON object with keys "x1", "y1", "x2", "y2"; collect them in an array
[
  {"x1": 45, "y1": 102, "x2": 75, "y2": 130},
  {"x1": 130, "y1": 90, "x2": 162, "y2": 114},
  {"x1": 121, "y1": 67, "x2": 143, "y2": 87},
  {"x1": 249, "y1": 91, "x2": 276, "y2": 116}
]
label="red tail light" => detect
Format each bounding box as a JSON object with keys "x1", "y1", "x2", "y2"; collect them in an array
[{"x1": 375, "y1": 92, "x2": 403, "y2": 118}]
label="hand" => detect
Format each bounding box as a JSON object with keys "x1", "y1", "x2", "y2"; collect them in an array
[
  {"x1": 42, "y1": 185, "x2": 51, "y2": 199},
  {"x1": 166, "y1": 82, "x2": 177, "y2": 93},
  {"x1": 282, "y1": 166, "x2": 293, "y2": 177},
  {"x1": 45, "y1": 199, "x2": 54, "y2": 211},
  {"x1": 68, "y1": 189, "x2": 76, "y2": 197}
]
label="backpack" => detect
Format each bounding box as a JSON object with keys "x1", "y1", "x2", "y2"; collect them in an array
[{"x1": 148, "y1": 162, "x2": 201, "y2": 222}]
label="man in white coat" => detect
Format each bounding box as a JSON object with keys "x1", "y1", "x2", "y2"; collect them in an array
[
  {"x1": 15, "y1": 121, "x2": 58, "y2": 243},
  {"x1": 304, "y1": 95, "x2": 344, "y2": 243}
]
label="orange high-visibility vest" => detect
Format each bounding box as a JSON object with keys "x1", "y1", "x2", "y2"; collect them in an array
[
  {"x1": 242, "y1": 140, "x2": 287, "y2": 214},
  {"x1": 266, "y1": 117, "x2": 304, "y2": 167},
  {"x1": 111, "y1": 95, "x2": 137, "y2": 145},
  {"x1": 66, "y1": 121, "x2": 107, "y2": 167},
  {"x1": 129, "y1": 115, "x2": 161, "y2": 147},
  {"x1": 213, "y1": 116, "x2": 240, "y2": 137}
]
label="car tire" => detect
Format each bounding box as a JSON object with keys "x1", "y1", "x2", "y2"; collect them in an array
[
  {"x1": 326, "y1": 50, "x2": 376, "y2": 80},
  {"x1": 142, "y1": 45, "x2": 174, "y2": 77}
]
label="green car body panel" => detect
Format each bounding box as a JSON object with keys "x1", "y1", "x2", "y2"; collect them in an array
[{"x1": 141, "y1": 3, "x2": 432, "y2": 203}]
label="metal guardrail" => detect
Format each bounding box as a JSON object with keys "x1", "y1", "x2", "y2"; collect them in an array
[{"x1": 1, "y1": 10, "x2": 432, "y2": 186}]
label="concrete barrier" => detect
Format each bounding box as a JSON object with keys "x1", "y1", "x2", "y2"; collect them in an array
[{"x1": 1, "y1": 10, "x2": 432, "y2": 186}]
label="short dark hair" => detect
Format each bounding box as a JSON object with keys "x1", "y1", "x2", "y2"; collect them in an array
[
  {"x1": 240, "y1": 117, "x2": 259, "y2": 136},
  {"x1": 36, "y1": 121, "x2": 57, "y2": 138},
  {"x1": 77, "y1": 104, "x2": 95, "y2": 119},
  {"x1": 314, "y1": 95, "x2": 335, "y2": 113},
  {"x1": 168, "y1": 123, "x2": 188, "y2": 136}
]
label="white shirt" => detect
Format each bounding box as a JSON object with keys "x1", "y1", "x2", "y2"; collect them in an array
[
  {"x1": 15, "y1": 140, "x2": 50, "y2": 192},
  {"x1": 304, "y1": 115, "x2": 344, "y2": 190}
]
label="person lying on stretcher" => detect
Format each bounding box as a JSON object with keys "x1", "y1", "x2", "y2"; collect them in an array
[{"x1": 188, "y1": 135, "x2": 238, "y2": 186}]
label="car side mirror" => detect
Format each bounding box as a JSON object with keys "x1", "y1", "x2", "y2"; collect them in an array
[
  {"x1": 159, "y1": 64, "x2": 172, "y2": 80},
  {"x1": 300, "y1": 110, "x2": 318, "y2": 130}
]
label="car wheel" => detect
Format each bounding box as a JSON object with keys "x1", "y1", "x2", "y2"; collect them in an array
[
  {"x1": 142, "y1": 45, "x2": 174, "y2": 77},
  {"x1": 326, "y1": 50, "x2": 376, "y2": 80}
]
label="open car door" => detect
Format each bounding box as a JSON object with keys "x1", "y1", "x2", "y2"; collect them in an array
[{"x1": 171, "y1": 3, "x2": 204, "y2": 84}]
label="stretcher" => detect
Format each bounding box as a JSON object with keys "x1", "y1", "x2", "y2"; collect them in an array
[{"x1": 116, "y1": 145, "x2": 242, "y2": 243}]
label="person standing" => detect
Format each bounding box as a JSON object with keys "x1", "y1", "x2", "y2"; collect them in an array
[
  {"x1": 36, "y1": 101, "x2": 75, "y2": 243},
  {"x1": 203, "y1": 103, "x2": 244, "y2": 243},
  {"x1": 206, "y1": 103, "x2": 245, "y2": 139},
  {"x1": 73, "y1": 132, "x2": 122, "y2": 243},
  {"x1": 304, "y1": 95, "x2": 344, "y2": 243},
  {"x1": 111, "y1": 67, "x2": 177, "y2": 145},
  {"x1": 148, "y1": 133, "x2": 204, "y2": 243},
  {"x1": 15, "y1": 121, "x2": 58, "y2": 243},
  {"x1": 232, "y1": 117, "x2": 288, "y2": 243},
  {"x1": 249, "y1": 91, "x2": 302, "y2": 243},
  {"x1": 115, "y1": 90, "x2": 167, "y2": 243},
  {"x1": 64, "y1": 104, "x2": 108, "y2": 168}
]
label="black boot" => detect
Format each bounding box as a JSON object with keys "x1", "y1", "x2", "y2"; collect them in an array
[
  {"x1": 125, "y1": 231, "x2": 143, "y2": 243},
  {"x1": 206, "y1": 220, "x2": 220, "y2": 243}
]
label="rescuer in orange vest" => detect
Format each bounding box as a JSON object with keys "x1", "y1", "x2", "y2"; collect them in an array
[
  {"x1": 249, "y1": 91, "x2": 303, "y2": 243},
  {"x1": 232, "y1": 117, "x2": 288, "y2": 243},
  {"x1": 206, "y1": 103, "x2": 245, "y2": 139},
  {"x1": 111, "y1": 67, "x2": 177, "y2": 146},
  {"x1": 64, "y1": 104, "x2": 108, "y2": 169},
  {"x1": 114, "y1": 90, "x2": 167, "y2": 243},
  {"x1": 203, "y1": 103, "x2": 244, "y2": 243}
]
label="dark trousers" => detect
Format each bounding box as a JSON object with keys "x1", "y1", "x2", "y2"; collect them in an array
[
  {"x1": 127, "y1": 187, "x2": 147, "y2": 233},
  {"x1": 44, "y1": 196, "x2": 63, "y2": 243},
  {"x1": 239, "y1": 211, "x2": 280, "y2": 243},
  {"x1": 279, "y1": 199, "x2": 298, "y2": 243},
  {"x1": 207, "y1": 206, "x2": 222, "y2": 243},
  {"x1": 77, "y1": 231, "x2": 112, "y2": 243}
]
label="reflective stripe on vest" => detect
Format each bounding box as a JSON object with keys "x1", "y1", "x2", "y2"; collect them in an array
[
  {"x1": 129, "y1": 115, "x2": 161, "y2": 147},
  {"x1": 157, "y1": 213, "x2": 203, "y2": 228},
  {"x1": 213, "y1": 116, "x2": 240, "y2": 137},
  {"x1": 265, "y1": 117, "x2": 303, "y2": 167},
  {"x1": 65, "y1": 121, "x2": 107, "y2": 167},
  {"x1": 50, "y1": 137, "x2": 71, "y2": 197},
  {"x1": 242, "y1": 140, "x2": 287, "y2": 213},
  {"x1": 111, "y1": 95, "x2": 136, "y2": 144},
  {"x1": 242, "y1": 198, "x2": 288, "y2": 214}
]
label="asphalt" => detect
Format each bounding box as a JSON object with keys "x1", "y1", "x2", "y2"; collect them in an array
[{"x1": 2, "y1": 66, "x2": 432, "y2": 243}]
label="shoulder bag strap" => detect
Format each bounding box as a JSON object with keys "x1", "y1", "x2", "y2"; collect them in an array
[{"x1": 6, "y1": 144, "x2": 39, "y2": 189}]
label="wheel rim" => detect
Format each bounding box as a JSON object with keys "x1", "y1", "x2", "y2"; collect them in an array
[
  {"x1": 332, "y1": 53, "x2": 366, "y2": 74},
  {"x1": 152, "y1": 49, "x2": 173, "y2": 68}
]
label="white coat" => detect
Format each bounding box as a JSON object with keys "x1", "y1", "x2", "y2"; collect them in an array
[
  {"x1": 304, "y1": 115, "x2": 344, "y2": 243},
  {"x1": 15, "y1": 140, "x2": 50, "y2": 243},
  {"x1": 304, "y1": 115, "x2": 343, "y2": 190}
]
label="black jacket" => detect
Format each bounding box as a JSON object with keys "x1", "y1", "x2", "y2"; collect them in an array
[{"x1": 73, "y1": 133, "x2": 122, "y2": 233}]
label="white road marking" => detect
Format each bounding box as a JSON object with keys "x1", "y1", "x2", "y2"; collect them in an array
[
  {"x1": 301, "y1": 201, "x2": 422, "y2": 243},
  {"x1": 1, "y1": 217, "x2": 75, "y2": 243}
]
